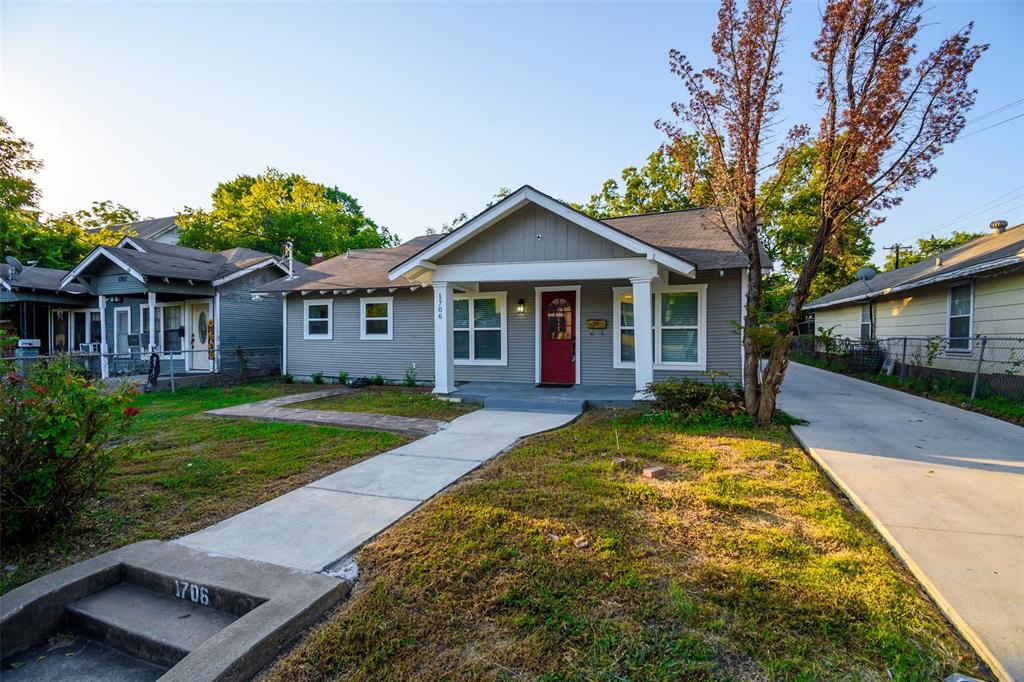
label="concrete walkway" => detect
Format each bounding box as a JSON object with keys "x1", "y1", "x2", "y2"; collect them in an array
[
  {"x1": 175, "y1": 409, "x2": 576, "y2": 572},
  {"x1": 205, "y1": 387, "x2": 444, "y2": 437},
  {"x1": 779, "y1": 363, "x2": 1024, "y2": 682}
]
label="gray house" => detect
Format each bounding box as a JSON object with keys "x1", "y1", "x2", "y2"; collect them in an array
[
  {"x1": 1, "y1": 264, "x2": 93, "y2": 355},
  {"x1": 58, "y1": 237, "x2": 293, "y2": 377},
  {"x1": 256, "y1": 186, "x2": 751, "y2": 399}
]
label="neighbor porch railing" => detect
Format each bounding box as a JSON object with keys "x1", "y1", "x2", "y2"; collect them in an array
[{"x1": 9, "y1": 346, "x2": 283, "y2": 392}]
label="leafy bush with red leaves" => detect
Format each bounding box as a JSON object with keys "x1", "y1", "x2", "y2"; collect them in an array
[{"x1": 0, "y1": 357, "x2": 138, "y2": 542}]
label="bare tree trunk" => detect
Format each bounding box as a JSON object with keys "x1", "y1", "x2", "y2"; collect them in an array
[
  {"x1": 752, "y1": 216, "x2": 835, "y2": 426},
  {"x1": 742, "y1": 267, "x2": 762, "y2": 415}
]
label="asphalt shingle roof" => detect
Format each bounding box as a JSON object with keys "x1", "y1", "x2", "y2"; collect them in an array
[
  {"x1": 0, "y1": 263, "x2": 88, "y2": 294},
  {"x1": 76, "y1": 238, "x2": 288, "y2": 284},
  {"x1": 88, "y1": 216, "x2": 180, "y2": 240},
  {"x1": 805, "y1": 223, "x2": 1024, "y2": 310},
  {"x1": 253, "y1": 235, "x2": 443, "y2": 293}
]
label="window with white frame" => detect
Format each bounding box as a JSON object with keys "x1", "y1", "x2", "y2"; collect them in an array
[
  {"x1": 303, "y1": 299, "x2": 333, "y2": 340},
  {"x1": 454, "y1": 292, "x2": 506, "y2": 364},
  {"x1": 360, "y1": 297, "x2": 393, "y2": 340},
  {"x1": 140, "y1": 305, "x2": 161, "y2": 350},
  {"x1": 139, "y1": 304, "x2": 183, "y2": 352},
  {"x1": 114, "y1": 307, "x2": 131, "y2": 354},
  {"x1": 613, "y1": 285, "x2": 706, "y2": 369},
  {"x1": 948, "y1": 282, "x2": 972, "y2": 350},
  {"x1": 860, "y1": 302, "x2": 874, "y2": 341}
]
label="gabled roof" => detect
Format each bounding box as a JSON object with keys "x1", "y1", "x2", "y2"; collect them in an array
[
  {"x1": 0, "y1": 263, "x2": 88, "y2": 295},
  {"x1": 805, "y1": 223, "x2": 1024, "y2": 311},
  {"x1": 60, "y1": 239, "x2": 291, "y2": 289},
  {"x1": 253, "y1": 236, "x2": 443, "y2": 293},
  {"x1": 388, "y1": 186, "x2": 701, "y2": 282},
  {"x1": 87, "y1": 215, "x2": 180, "y2": 240}
]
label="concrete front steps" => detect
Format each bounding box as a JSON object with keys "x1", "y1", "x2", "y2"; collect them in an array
[
  {"x1": 453, "y1": 382, "x2": 635, "y2": 413},
  {"x1": 1, "y1": 540, "x2": 348, "y2": 681}
]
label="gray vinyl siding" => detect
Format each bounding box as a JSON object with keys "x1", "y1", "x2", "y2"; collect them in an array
[
  {"x1": 90, "y1": 262, "x2": 148, "y2": 295},
  {"x1": 218, "y1": 268, "x2": 284, "y2": 350},
  {"x1": 438, "y1": 204, "x2": 636, "y2": 264},
  {"x1": 282, "y1": 271, "x2": 744, "y2": 387},
  {"x1": 286, "y1": 288, "x2": 436, "y2": 382}
]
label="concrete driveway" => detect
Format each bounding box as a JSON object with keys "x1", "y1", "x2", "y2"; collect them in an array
[{"x1": 779, "y1": 363, "x2": 1024, "y2": 681}]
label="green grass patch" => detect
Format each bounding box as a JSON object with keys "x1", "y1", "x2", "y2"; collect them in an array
[
  {"x1": 295, "y1": 386, "x2": 479, "y2": 421},
  {"x1": 0, "y1": 381, "x2": 406, "y2": 594},
  {"x1": 267, "y1": 411, "x2": 985, "y2": 681}
]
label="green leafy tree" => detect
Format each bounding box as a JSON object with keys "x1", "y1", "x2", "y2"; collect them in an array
[
  {"x1": 177, "y1": 169, "x2": 395, "y2": 262},
  {"x1": 760, "y1": 143, "x2": 874, "y2": 306},
  {"x1": 883, "y1": 230, "x2": 982, "y2": 270},
  {"x1": 574, "y1": 147, "x2": 699, "y2": 218}
]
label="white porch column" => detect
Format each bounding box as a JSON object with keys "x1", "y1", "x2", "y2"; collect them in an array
[
  {"x1": 432, "y1": 281, "x2": 456, "y2": 395},
  {"x1": 98, "y1": 295, "x2": 109, "y2": 378},
  {"x1": 147, "y1": 292, "x2": 157, "y2": 352},
  {"x1": 631, "y1": 276, "x2": 655, "y2": 399}
]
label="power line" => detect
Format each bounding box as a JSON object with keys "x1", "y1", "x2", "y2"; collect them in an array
[
  {"x1": 901, "y1": 186, "x2": 1024, "y2": 241},
  {"x1": 956, "y1": 113, "x2": 1024, "y2": 140},
  {"x1": 963, "y1": 98, "x2": 1024, "y2": 126}
]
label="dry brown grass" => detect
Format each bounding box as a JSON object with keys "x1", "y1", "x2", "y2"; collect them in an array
[{"x1": 265, "y1": 410, "x2": 985, "y2": 681}]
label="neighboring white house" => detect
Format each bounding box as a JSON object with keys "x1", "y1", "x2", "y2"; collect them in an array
[
  {"x1": 255, "y1": 185, "x2": 761, "y2": 400},
  {"x1": 804, "y1": 221, "x2": 1024, "y2": 376}
]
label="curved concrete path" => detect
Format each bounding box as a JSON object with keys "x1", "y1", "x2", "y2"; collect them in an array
[
  {"x1": 779, "y1": 363, "x2": 1024, "y2": 682},
  {"x1": 175, "y1": 409, "x2": 576, "y2": 573}
]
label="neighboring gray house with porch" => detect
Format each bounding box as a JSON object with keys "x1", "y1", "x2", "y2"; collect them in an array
[
  {"x1": 1, "y1": 263, "x2": 94, "y2": 355},
  {"x1": 58, "y1": 237, "x2": 293, "y2": 378},
  {"x1": 256, "y1": 186, "x2": 752, "y2": 399}
]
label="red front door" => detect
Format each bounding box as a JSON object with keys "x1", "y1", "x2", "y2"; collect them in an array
[{"x1": 540, "y1": 291, "x2": 576, "y2": 384}]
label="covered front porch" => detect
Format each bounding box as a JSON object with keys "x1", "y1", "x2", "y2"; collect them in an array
[{"x1": 453, "y1": 381, "x2": 636, "y2": 413}]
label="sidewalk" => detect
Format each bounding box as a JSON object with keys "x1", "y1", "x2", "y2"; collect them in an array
[
  {"x1": 780, "y1": 363, "x2": 1024, "y2": 682},
  {"x1": 175, "y1": 409, "x2": 577, "y2": 572}
]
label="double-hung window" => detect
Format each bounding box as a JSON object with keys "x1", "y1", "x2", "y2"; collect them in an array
[
  {"x1": 613, "y1": 284, "x2": 706, "y2": 370},
  {"x1": 360, "y1": 297, "x2": 393, "y2": 340},
  {"x1": 948, "y1": 283, "x2": 973, "y2": 351},
  {"x1": 453, "y1": 292, "x2": 506, "y2": 365},
  {"x1": 860, "y1": 302, "x2": 874, "y2": 341},
  {"x1": 304, "y1": 299, "x2": 333, "y2": 340}
]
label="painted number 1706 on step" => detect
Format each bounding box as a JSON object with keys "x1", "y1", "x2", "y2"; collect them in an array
[{"x1": 173, "y1": 579, "x2": 210, "y2": 605}]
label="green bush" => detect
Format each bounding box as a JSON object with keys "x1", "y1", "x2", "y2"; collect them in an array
[
  {"x1": 282, "y1": 373, "x2": 294, "y2": 384},
  {"x1": 645, "y1": 377, "x2": 745, "y2": 420},
  {"x1": 338, "y1": 371, "x2": 349, "y2": 385},
  {"x1": 370, "y1": 374, "x2": 385, "y2": 386},
  {"x1": 311, "y1": 372, "x2": 324, "y2": 385},
  {"x1": 403, "y1": 365, "x2": 417, "y2": 387},
  {"x1": 0, "y1": 357, "x2": 137, "y2": 543}
]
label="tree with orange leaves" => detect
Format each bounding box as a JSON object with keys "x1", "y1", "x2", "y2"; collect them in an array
[{"x1": 659, "y1": 0, "x2": 986, "y2": 425}]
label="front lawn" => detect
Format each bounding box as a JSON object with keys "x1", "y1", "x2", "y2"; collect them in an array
[
  {"x1": 296, "y1": 385, "x2": 479, "y2": 421},
  {"x1": 1, "y1": 381, "x2": 407, "y2": 595},
  {"x1": 268, "y1": 411, "x2": 985, "y2": 680}
]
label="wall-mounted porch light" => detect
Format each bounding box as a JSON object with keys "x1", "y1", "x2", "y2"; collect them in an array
[{"x1": 516, "y1": 298, "x2": 526, "y2": 314}]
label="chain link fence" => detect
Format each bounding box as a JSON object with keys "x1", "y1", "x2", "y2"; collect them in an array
[
  {"x1": 791, "y1": 335, "x2": 1024, "y2": 403},
  {"x1": 8, "y1": 346, "x2": 282, "y2": 392}
]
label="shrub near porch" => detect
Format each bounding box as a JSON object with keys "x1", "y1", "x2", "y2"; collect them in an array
[
  {"x1": 0, "y1": 381, "x2": 406, "y2": 595},
  {"x1": 269, "y1": 412, "x2": 985, "y2": 680}
]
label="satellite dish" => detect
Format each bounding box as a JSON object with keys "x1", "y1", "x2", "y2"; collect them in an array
[
  {"x1": 856, "y1": 266, "x2": 877, "y2": 281},
  {"x1": 5, "y1": 256, "x2": 24, "y2": 274}
]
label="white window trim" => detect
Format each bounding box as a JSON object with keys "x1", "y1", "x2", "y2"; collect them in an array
[
  {"x1": 138, "y1": 301, "x2": 186, "y2": 356},
  {"x1": 303, "y1": 298, "x2": 334, "y2": 340},
  {"x1": 113, "y1": 306, "x2": 132, "y2": 355},
  {"x1": 612, "y1": 283, "x2": 707, "y2": 371},
  {"x1": 947, "y1": 281, "x2": 973, "y2": 353},
  {"x1": 359, "y1": 296, "x2": 393, "y2": 341},
  {"x1": 71, "y1": 308, "x2": 102, "y2": 352},
  {"x1": 860, "y1": 302, "x2": 874, "y2": 341},
  {"x1": 454, "y1": 291, "x2": 508, "y2": 366}
]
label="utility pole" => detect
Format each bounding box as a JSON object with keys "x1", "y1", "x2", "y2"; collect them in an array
[{"x1": 885, "y1": 243, "x2": 904, "y2": 269}]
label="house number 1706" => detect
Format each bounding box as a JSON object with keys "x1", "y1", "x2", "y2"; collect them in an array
[{"x1": 173, "y1": 579, "x2": 210, "y2": 605}]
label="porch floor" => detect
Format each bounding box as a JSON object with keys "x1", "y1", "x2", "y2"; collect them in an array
[{"x1": 452, "y1": 382, "x2": 636, "y2": 414}]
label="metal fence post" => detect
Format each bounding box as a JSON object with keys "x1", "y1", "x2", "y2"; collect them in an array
[
  {"x1": 170, "y1": 353, "x2": 176, "y2": 393},
  {"x1": 970, "y1": 336, "x2": 987, "y2": 401},
  {"x1": 900, "y1": 337, "x2": 908, "y2": 379}
]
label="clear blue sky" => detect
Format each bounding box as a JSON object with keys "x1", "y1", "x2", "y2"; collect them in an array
[{"x1": 3, "y1": 1, "x2": 1022, "y2": 264}]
